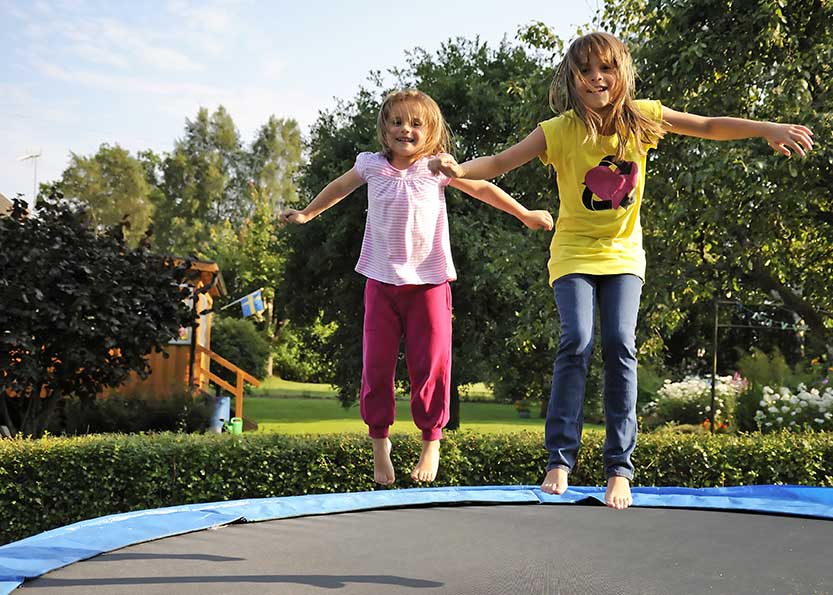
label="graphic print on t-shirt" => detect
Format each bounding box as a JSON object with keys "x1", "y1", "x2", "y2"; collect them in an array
[{"x1": 581, "y1": 155, "x2": 639, "y2": 211}]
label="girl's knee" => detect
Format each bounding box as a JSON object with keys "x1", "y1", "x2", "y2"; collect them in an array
[{"x1": 558, "y1": 329, "x2": 593, "y2": 357}]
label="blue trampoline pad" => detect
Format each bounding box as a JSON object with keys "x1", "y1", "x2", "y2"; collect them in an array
[{"x1": 2, "y1": 485, "x2": 831, "y2": 594}]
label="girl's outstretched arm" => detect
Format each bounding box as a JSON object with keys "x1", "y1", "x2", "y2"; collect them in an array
[
  {"x1": 450, "y1": 178, "x2": 554, "y2": 231},
  {"x1": 661, "y1": 106, "x2": 814, "y2": 157},
  {"x1": 430, "y1": 127, "x2": 548, "y2": 180},
  {"x1": 279, "y1": 168, "x2": 364, "y2": 224}
]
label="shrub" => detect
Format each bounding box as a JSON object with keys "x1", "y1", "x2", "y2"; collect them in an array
[
  {"x1": 642, "y1": 374, "x2": 747, "y2": 429},
  {"x1": 45, "y1": 393, "x2": 214, "y2": 435},
  {"x1": 735, "y1": 350, "x2": 832, "y2": 431},
  {"x1": 736, "y1": 347, "x2": 791, "y2": 389},
  {"x1": 272, "y1": 319, "x2": 334, "y2": 383},
  {"x1": 754, "y1": 385, "x2": 833, "y2": 432},
  {"x1": 209, "y1": 316, "x2": 270, "y2": 387},
  {"x1": 1, "y1": 429, "x2": 831, "y2": 545}
]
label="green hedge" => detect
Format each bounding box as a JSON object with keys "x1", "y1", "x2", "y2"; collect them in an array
[{"x1": 1, "y1": 430, "x2": 831, "y2": 545}]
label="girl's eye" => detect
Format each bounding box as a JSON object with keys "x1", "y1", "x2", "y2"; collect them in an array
[{"x1": 412, "y1": 120, "x2": 423, "y2": 127}]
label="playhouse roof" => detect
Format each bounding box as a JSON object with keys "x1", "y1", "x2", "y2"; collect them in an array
[
  {"x1": 0, "y1": 192, "x2": 12, "y2": 215},
  {"x1": 177, "y1": 258, "x2": 227, "y2": 298}
]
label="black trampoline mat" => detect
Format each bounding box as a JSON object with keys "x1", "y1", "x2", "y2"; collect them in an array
[{"x1": 20, "y1": 504, "x2": 833, "y2": 594}]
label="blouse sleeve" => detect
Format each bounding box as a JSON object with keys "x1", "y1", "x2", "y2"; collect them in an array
[{"x1": 354, "y1": 152, "x2": 373, "y2": 182}]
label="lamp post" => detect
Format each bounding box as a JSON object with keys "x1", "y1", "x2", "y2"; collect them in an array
[{"x1": 18, "y1": 150, "x2": 42, "y2": 204}]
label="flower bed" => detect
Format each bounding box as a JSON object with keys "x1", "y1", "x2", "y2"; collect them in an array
[{"x1": 755, "y1": 385, "x2": 833, "y2": 432}]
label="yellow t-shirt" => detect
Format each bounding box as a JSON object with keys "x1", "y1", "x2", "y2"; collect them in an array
[{"x1": 538, "y1": 99, "x2": 663, "y2": 285}]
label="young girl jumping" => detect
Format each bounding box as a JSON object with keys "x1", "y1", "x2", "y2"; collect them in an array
[
  {"x1": 430, "y1": 32, "x2": 814, "y2": 509},
  {"x1": 280, "y1": 89, "x2": 553, "y2": 485}
]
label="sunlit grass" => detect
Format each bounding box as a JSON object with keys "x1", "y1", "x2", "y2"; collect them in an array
[
  {"x1": 251, "y1": 377, "x2": 494, "y2": 400},
  {"x1": 243, "y1": 396, "x2": 604, "y2": 435}
]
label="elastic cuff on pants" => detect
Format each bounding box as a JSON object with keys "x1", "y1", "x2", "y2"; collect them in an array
[
  {"x1": 421, "y1": 428, "x2": 442, "y2": 441},
  {"x1": 545, "y1": 464, "x2": 571, "y2": 474},
  {"x1": 368, "y1": 425, "x2": 390, "y2": 439}
]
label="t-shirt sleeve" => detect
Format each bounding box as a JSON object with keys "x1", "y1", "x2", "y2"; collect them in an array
[
  {"x1": 537, "y1": 116, "x2": 562, "y2": 167},
  {"x1": 635, "y1": 99, "x2": 664, "y2": 150},
  {"x1": 354, "y1": 152, "x2": 373, "y2": 182}
]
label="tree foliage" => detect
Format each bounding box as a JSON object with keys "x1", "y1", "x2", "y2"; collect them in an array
[
  {"x1": 209, "y1": 316, "x2": 271, "y2": 388},
  {"x1": 598, "y1": 0, "x2": 833, "y2": 367},
  {"x1": 57, "y1": 144, "x2": 155, "y2": 246},
  {"x1": 0, "y1": 195, "x2": 193, "y2": 437},
  {"x1": 150, "y1": 107, "x2": 302, "y2": 258}
]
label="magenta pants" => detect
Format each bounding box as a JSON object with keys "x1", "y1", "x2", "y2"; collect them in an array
[{"x1": 360, "y1": 279, "x2": 452, "y2": 441}]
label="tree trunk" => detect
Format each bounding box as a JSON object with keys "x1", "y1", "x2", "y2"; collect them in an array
[
  {"x1": 745, "y1": 260, "x2": 832, "y2": 358},
  {"x1": 446, "y1": 382, "x2": 460, "y2": 431},
  {"x1": 265, "y1": 296, "x2": 275, "y2": 377}
]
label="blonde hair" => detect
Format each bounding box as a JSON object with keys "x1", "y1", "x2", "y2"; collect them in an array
[
  {"x1": 549, "y1": 32, "x2": 664, "y2": 160},
  {"x1": 376, "y1": 89, "x2": 452, "y2": 159}
]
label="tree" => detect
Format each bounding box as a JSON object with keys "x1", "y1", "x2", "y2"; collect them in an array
[
  {"x1": 0, "y1": 195, "x2": 193, "y2": 437},
  {"x1": 57, "y1": 144, "x2": 154, "y2": 246},
  {"x1": 152, "y1": 106, "x2": 243, "y2": 255},
  {"x1": 206, "y1": 117, "x2": 303, "y2": 375},
  {"x1": 599, "y1": 0, "x2": 833, "y2": 368}
]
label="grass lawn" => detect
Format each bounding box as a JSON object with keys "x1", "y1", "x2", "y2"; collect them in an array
[
  {"x1": 243, "y1": 395, "x2": 604, "y2": 435},
  {"x1": 250, "y1": 377, "x2": 493, "y2": 400}
]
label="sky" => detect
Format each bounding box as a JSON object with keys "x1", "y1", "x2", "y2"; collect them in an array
[{"x1": 1, "y1": 0, "x2": 601, "y2": 205}]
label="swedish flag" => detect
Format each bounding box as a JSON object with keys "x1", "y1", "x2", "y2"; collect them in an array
[{"x1": 240, "y1": 289, "x2": 265, "y2": 318}]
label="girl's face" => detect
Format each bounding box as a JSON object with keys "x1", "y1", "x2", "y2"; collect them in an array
[
  {"x1": 384, "y1": 103, "x2": 427, "y2": 164},
  {"x1": 574, "y1": 53, "x2": 618, "y2": 112}
]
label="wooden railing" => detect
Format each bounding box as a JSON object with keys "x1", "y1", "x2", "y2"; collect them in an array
[{"x1": 193, "y1": 344, "x2": 260, "y2": 419}]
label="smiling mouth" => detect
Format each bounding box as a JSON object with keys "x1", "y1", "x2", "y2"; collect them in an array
[{"x1": 396, "y1": 137, "x2": 415, "y2": 143}]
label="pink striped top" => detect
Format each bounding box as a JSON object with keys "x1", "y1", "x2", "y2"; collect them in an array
[{"x1": 354, "y1": 152, "x2": 457, "y2": 286}]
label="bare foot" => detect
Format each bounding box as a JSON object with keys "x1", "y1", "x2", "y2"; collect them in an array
[
  {"x1": 371, "y1": 437, "x2": 395, "y2": 485},
  {"x1": 410, "y1": 440, "x2": 440, "y2": 482},
  {"x1": 540, "y1": 467, "x2": 569, "y2": 494},
  {"x1": 605, "y1": 476, "x2": 632, "y2": 510}
]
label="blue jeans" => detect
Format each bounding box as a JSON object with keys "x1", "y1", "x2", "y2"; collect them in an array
[{"x1": 544, "y1": 273, "x2": 642, "y2": 480}]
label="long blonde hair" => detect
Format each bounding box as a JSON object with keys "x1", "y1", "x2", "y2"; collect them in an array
[
  {"x1": 549, "y1": 32, "x2": 664, "y2": 160},
  {"x1": 376, "y1": 89, "x2": 452, "y2": 159}
]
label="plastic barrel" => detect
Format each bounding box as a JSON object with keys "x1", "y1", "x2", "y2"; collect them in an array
[{"x1": 209, "y1": 396, "x2": 231, "y2": 433}]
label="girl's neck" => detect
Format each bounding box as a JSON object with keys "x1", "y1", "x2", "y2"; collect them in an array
[
  {"x1": 387, "y1": 153, "x2": 423, "y2": 170},
  {"x1": 585, "y1": 105, "x2": 617, "y2": 136}
]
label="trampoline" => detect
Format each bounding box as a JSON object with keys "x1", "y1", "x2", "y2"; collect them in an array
[{"x1": 2, "y1": 485, "x2": 831, "y2": 594}]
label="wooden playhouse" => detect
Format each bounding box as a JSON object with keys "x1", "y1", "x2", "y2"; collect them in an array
[{"x1": 117, "y1": 259, "x2": 260, "y2": 420}]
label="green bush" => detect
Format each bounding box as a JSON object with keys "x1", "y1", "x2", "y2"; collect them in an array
[
  {"x1": 1, "y1": 429, "x2": 830, "y2": 545},
  {"x1": 641, "y1": 375, "x2": 745, "y2": 430},
  {"x1": 735, "y1": 349, "x2": 832, "y2": 431},
  {"x1": 210, "y1": 316, "x2": 270, "y2": 387},
  {"x1": 736, "y1": 348, "x2": 790, "y2": 389},
  {"x1": 45, "y1": 393, "x2": 214, "y2": 435},
  {"x1": 272, "y1": 319, "x2": 334, "y2": 383},
  {"x1": 636, "y1": 364, "x2": 665, "y2": 410}
]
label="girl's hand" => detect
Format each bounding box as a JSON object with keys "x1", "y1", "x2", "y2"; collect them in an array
[
  {"x1": 428, "y1": 153, "x2": 465, "y2": 178},
  {"x1": 279, "y1": 209, "x2": 309, "y2": 225},
  {"x1": 765, "y1": 123, "x2": 814, "y2": 157},
  {"x1": 523, "y1": 209, "x2": 554, "y2": 231}
]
